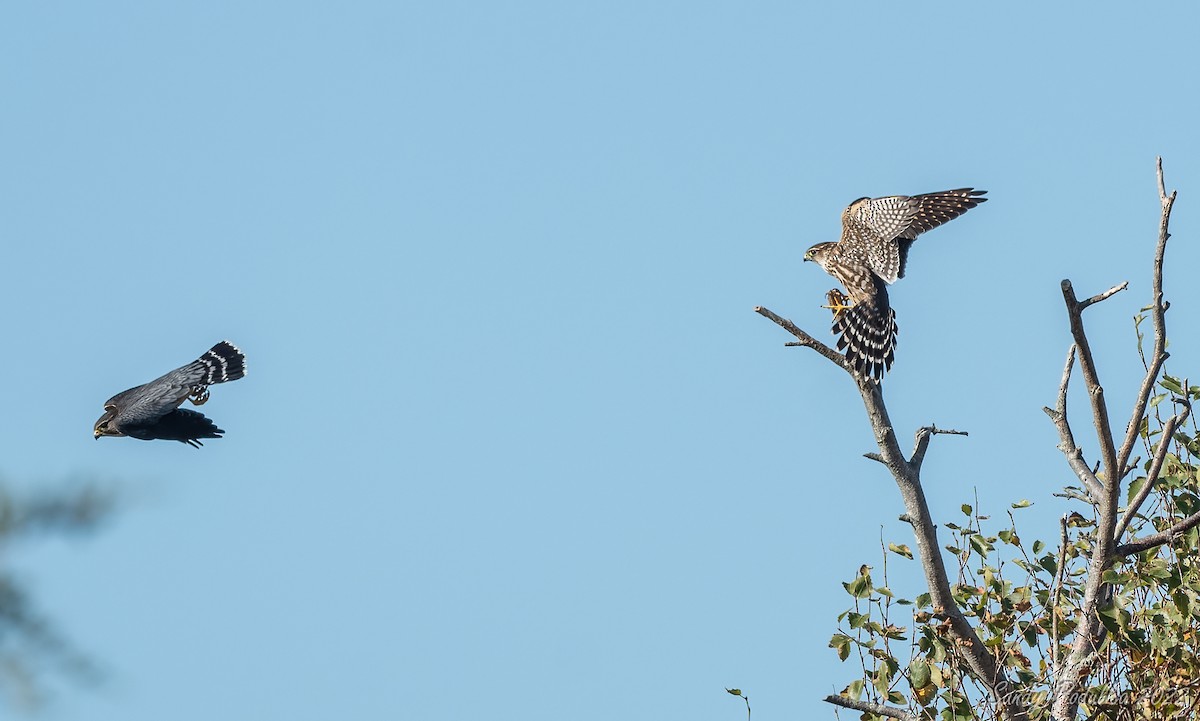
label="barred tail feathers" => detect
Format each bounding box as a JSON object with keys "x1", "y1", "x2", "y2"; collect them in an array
[
  {"x1": 832, "y1": 303, "x2": 897, "y2": 381},
  {"x1": 195, "y1": 341, "x2": 246, "y2": 385}
]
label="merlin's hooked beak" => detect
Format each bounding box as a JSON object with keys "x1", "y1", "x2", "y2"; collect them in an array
[{"x1": 94, "y1": 429, "x2": 101, "y2": 439}]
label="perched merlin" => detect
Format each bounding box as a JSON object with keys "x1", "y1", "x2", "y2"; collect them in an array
[
  {"x1": 94, "y1": 341, "x2": 246, "y2": 448},
  {"x1": 803, "y1": 188, "x2": 987, "y2": 380}
]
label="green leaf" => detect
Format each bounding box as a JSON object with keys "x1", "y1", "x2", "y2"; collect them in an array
[
  {"x1": 1161, "y1": 374, "x2": 1184, "y2": 394},
  {"x1": 844, "y1": 576, "x2": 872, "y2": 599},
  {"x1": 888, "y1": 543, "x2": 913, "y2": 559},
  {"x1": 961, "y1": 504, "x2": 973, "y2": 516},
  {"x1": 845, "y1": 679, "x2": 864, "y2": 701},
  {"x1": 1032, "y1": 540, "x2": 1045, "y2": 555},
  {"x1": 1011, "y1": 499, "x2": 1033, "y2": 509},
  {"x1": 725, "y1": 688, "x2": 742, "y2": 696},
  {"x1": 829, "y1": 633, "x2": 852, "y2": 661},
  {"x1": 909, "y1": 658, "x2": 931, "y2": 689},
  {"x1": 970, "y1": 534, "x2": 994, "y2": 555},
  {"x1": 1127, "y1": 476, "x2": 1146, "y2": 504}
]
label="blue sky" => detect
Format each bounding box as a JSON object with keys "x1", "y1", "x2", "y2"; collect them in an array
[{"x1": 3, "y1": 2, "x2": 1200, "y2": 719}]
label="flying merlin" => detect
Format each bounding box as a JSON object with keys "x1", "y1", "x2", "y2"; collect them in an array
[
  {"x1": 94, "y1": 341, "x2": 246, "y2": 447},
  {"x1": 803, "y1": 188, "x2": 987, "y2": 380}
]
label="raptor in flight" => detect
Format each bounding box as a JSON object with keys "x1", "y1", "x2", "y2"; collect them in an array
[
  {"x1": 94, "y1": 341, "x2": 246, "y2": 447},
  {"x1": 803, "y1": 188, "x2": 987, "y2": 379}
]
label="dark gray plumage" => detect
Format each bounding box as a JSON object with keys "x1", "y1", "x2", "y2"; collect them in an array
[{"x1": 94, "y1": 341, "x2": 246, "y2": 448}]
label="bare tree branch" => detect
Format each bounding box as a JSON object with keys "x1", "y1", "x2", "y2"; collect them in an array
[
  {"x1": 1050, "y1": 279, "x2": 1126, "y2": 721},
  {"x1": 823, "y1": 693, "x2": 919, "y2": 721},
  {"x1": 1059, "y1": 279, "x2": 1121, "y2": 485},
  {"x1": 1051, "y1": 514, "x2": 1070, "y2": 686},
  {"x1": 1043, "y1": 344, "x2": 1103, "y2": 502},
  {"x1": 854, "y1": 380, "x2": 1028, "y2": 721},
  {"x1": 1051, "y1": 158, "x2": 1179, "y2": 721},
  {"x1": 1114, "y1": 509, "x2": 1200, "y2": 557},
  {"x1": 1116, "y1": 157, "x2": 1176, "y2": 480},
  {"x1": 1115, "y1": 400, "x2": 1191, "y2": 542},
  {"x1": 1079, "y1": 281, "x2": 1129, "y2": 310},
  {"x1": 910, "y1": 425, "x2": 968, "y2": 475},
  {"x1": 756, "y1": 310, "x2": 1029, "y2": 721},
  {"x1": 753, "y1": 306, "x2": 850, "y2": 371}
]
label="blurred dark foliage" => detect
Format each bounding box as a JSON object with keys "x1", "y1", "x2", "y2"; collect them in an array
[{"x1": 0, "y1": 484, "x2": 116, "y2": 710}]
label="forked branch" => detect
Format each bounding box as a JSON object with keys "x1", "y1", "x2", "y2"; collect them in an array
[
  {"x1": 756, "y1": 307, "x2": 1028, "y2": 721},
  {"x1": 1049, "y1": 158, "x2": 1179, "y2": 721}
]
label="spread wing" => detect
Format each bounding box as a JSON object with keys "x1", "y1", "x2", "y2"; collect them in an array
[
  {"x1": 106, "y1": 360, "x2": 216, "y2": 427},
  {"x1": 121, "y1": 408, "x2": 224, "y2": 448},
  {"x1": 841, "y1": 188, "x2": 987, "y2": 283}
]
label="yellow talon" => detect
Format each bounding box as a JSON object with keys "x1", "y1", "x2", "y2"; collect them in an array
[{"x1": 823, "y1": 289, "x2": 854, "y2": 314}]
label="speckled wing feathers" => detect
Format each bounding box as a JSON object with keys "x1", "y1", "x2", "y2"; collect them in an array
[
  {"x1": 840, "y1": 189, "x2": 987, "y2": 284},
  {"x1": 811, "y1": 187, "x2": 987, "y2": 380}
]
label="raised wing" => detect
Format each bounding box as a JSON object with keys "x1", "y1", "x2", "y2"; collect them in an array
[
  {"x1": 898, "y1": 188, "x2": 988, "y2": 240},
  {"x1": 841, "y1": 188, "x2": 987, "y2": 283}
]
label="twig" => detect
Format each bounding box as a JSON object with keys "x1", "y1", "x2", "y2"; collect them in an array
[
  {"x1": 1115, "y1": 400, "x2": 1191, "y2": 541},
  {"x1": 1051, "y1": 514, "x2": 1070, "y2": 686},
  {"x1": 725, "y1": 688, "x2": 750, "y2": 721},
  {"x1": 910, "y1": 425, "x2": 969, "y2": 474},
  {"x1": 823, "y1": 694, "x2": 918, "y2": 721},
  {"x1": 1043, "y1": 344, "x2": 1103, "y2": 502},
  {"x1": 753, "y1": 306, "x2": 850, "y2": 371},
  {"x1": 1053, "y1": 488, "x2": 1094, "y2": 505},
  {"x1": 1116, "y1": 156, "x2": 1176, "y2": 480},
  {"x1": 1060, "y1": 279, "x2": 1121, "y2": 486},
  {"x1": 1078, "y1": 282, "x2": 1129, "y2": 310},
  {"x1": 1114, "y1": 509, "x2": 1200, "y2": 557}
]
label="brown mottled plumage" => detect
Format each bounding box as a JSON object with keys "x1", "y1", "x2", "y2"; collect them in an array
[{"x1": 804, "y1": 189, "x2": 987, "y2": 379}]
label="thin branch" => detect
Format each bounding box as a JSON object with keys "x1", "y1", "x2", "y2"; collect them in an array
[
  {"x1": 1043, "y1": 343, "x2": 1104, "y2": 501},
  {"x1": 1115, "y1": 400, "x2": 1191, "y2": 541},
  {"x1": 1116, "y1": 156, "x2": 1176, "y2": 479},
  {"x1": 1054, "y1": 488, "x2": 1095, "y2": 505},
  {"x1": 753, "y1": 306, "x2": 850, "y2": 371},
  {"x1": 1051, "y1": 157, "x2": 1178, "y2": 721},
  {"x1": 910, "y1": 425, "x2": 969, "y2": 474},
  {"x1": 1078, "y1": 281, "x2": 1129, "y2": 310},
  {"x1": 1051, "y1": 514, "x2": 1070, "y2": 686},
  {"x1": 823, "y1": 694, "x2": 919, "y2": 721},
  {"x1": 1114, "y1": 510, "x2": 1200, "y2": 557},
  {"x1": 1060, "y1": 279, "x2": 1121, "y2": 487}
]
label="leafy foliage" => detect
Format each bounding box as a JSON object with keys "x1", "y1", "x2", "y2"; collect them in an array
[{"x1": 829, "y1": 361, "x2": 1200, "y2": 720}]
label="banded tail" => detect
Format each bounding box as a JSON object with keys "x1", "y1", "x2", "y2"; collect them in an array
[
  {"x1": 193, "y1": 341, "x2": 246, "y2": 385},
  {"x1": 828, "y1": 290, "x2": 897, "y2": 381}
]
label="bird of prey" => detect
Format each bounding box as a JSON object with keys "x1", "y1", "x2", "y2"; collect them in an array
[
  {"x1": 94, "y1": 341, "x2": 246, "y2": 447},
  {"x1": 803, "y1": 188, "x2": 987, "y2": 380}
]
